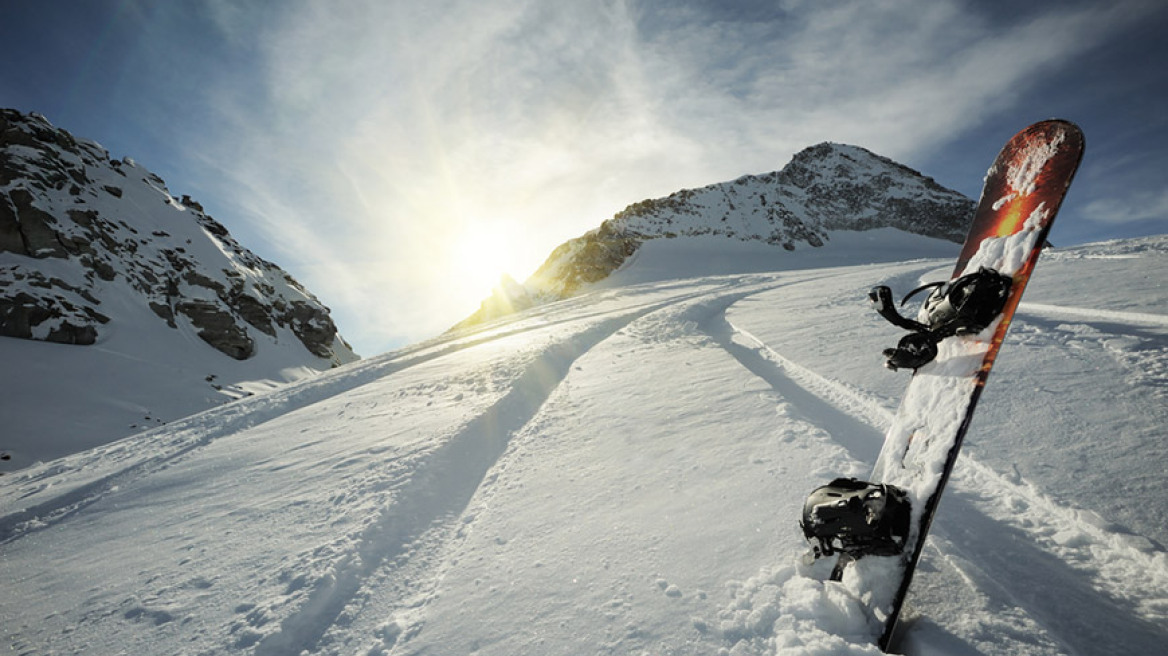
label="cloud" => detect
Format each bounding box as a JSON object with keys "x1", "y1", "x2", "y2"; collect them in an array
[
  {"x1": 624, "y1": 0, "x2": 1154, "y2": 167},
  {"x1": 186, "y1": 0, "x2": 1157, "y2": 354},
  {"x1": 1082, "y1": 190, "x2": 1168, "y2": 225}
]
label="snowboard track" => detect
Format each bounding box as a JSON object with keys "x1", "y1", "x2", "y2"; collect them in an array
[
  {"x1": 0, "y1": 279, "x2": 745, "y2": 547},
  {"x1": 1018, "y1": 302, "x2": 1168, "y2": 329},
  {"x1": 251, "y1": 279, "x2": 797, "y2": 655},
  {"x1": 0, "y1": 331, "x2": 550, "y2": 546},
  {"x1": 704, "y1": 282, "x2": 1168, "y2": 652},
  {"x1": 362, "y1": 276, "x2": 830, "y2": 655}
]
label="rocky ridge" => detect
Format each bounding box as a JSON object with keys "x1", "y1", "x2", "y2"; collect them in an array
[
  {"x1": 0, "y1": 109, "x2": 356, "y2": 364},
  {"x1": 455, "y1": 143, "x2": 973, "y2": 330}
]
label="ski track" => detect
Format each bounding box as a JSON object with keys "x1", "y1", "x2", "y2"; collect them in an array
[
  {"x1": 344, "y1": 274, "x2": 833, "y2": 656},
  {"x1": 0, "y1": 280, "x2": 737, "y2": 547},
  {"x1": 712, "y1": 289, "x2": 1168, "y2": 653},
  {"x1": 250, "y1": 312, "x2": 650, "y2": 654},
  {"x1": 0, "y1": 328, "x2": 543, "y2": 545},
  {"x1": 2, "y1": 277, "x2": 773, "y2": 656},
  {"x1": 1018, "y1": 302, "x2": 1168, "y2": 329},
  {"x1": 239, "y1": 277, "x2": 801, "y2": 655},
  {"x1": 354, "y1": 269, "x2": 1168, "y2": 656}
]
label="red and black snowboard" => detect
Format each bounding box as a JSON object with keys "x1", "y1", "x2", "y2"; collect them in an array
[{"x1": 800, "y1": 119, "x2": 1085, "y2": 651}]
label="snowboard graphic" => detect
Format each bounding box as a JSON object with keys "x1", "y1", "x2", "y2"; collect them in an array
[{"x1": 800, "y1": 120, "x2": 1085, "y2": 651}]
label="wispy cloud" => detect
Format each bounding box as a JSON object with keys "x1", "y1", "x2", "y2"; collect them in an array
[
  {"x1": 1083, "y1": 190, "x2": 1168, "y2": 225},
  {"x1": 187, "y1": 0, "x2": 1156, "y2": 353}
]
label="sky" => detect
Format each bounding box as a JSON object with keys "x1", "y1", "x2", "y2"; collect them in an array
[{"x1": 2, "y1": 0, "x2": 1166, "y2": 356}]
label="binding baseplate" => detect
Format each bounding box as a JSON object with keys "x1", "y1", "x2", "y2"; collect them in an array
[
  {"x1": 800, "y1": 477, "x2": 911, "y2": 563},
  {"x1": 870, "y1": 267, "x2": 1013, "y2": 370}
]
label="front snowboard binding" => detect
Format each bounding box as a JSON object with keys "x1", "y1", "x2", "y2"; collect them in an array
[
  {"x1": 800, "y1": 477, "x2": 910, "y2": 561},
  {"x1": 869, "y1": 267, "x2": 1014, "y2": 370}
]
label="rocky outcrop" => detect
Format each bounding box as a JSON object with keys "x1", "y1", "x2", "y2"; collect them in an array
[
  {"x1": 0, "y1": 109, "x2": 357, "y2": 363},
  {"x1": 456, "y1": 142, "x2": 973, "y2": 329},
  {"x1": 530, "y1": 143, "x2": 971, "y2": 299}
]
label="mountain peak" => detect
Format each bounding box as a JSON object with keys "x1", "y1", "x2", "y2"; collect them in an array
[{"x1": 454, "y1": 142, "x2": 974, "y2": 331}]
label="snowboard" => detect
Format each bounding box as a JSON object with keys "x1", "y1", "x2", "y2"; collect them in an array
[{"x1": 802, "y1": 119, "x2": 1085, "y2": 651}]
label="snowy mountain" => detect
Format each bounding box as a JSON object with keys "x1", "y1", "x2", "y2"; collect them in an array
[
  {"x1": 455, "y1": 142, "x2": 973, "y2": 329},
  {"x1": 0, "y1": 109, "x2": 358, "y2": 471},
  {"x1": 3, "y1": 231, "x2": 1166, "y2": 655}
]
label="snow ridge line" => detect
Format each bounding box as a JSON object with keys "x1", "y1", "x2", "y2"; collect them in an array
[
  {"x1": 727, "y1": 322, "x2": 897, "y2": 430},
  {"x1": 725, "y1": 319, "x2": 1168, "y2": 626},
  {"x1": 1018, "y1": 302, "x2": 1168, "y2": 328},
  {"x1": 950, "y1": 459, "x2": 1168, "y2": 624},
  {"x1": 250, "y1": 291, "x2": 743, "y2": 655}
]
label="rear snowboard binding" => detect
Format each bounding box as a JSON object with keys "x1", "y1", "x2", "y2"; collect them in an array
[
  {"x1": 800, "y1": 478, "x2": 910, "y2": 578},
  {"x1": 870, "y1": 267, "x2": 1013, "y2": 370}
]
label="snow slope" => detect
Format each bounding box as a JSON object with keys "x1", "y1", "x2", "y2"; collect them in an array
[{"x1": 3, "y1": 233, "x2": 1167, "y2": 655}]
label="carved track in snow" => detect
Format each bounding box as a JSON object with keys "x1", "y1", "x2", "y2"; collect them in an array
[
  {"x1": 1018, "y1": 302, "x2": 1168, "y2": 329},
  {"x1": 337, "y1": 272, "x2": 862, "y2": 656},
  {"x1": 0, "y1": 323, "x2": 591, "y2": 545},
  {"x1": 252, "y1": 310, "x2": 651, "y2": 654},
  {"x1": 252, "y1": 276, "x2": 813, "y2": 655},
  {"x1": 0, "y1": 277, "x2": 743, "y2": 546},
  {"x1": 707, "y1": 281, "x2": 1168, "y2": 653}
]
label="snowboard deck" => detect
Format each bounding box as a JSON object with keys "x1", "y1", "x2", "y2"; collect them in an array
[{"x1": 848, "y1": 120, "x2": 1084, "y2": 651}]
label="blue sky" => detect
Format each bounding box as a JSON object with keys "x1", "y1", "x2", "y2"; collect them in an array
[{"x1": 2, "y1": 0, "x2": 1165, "y2": 355}]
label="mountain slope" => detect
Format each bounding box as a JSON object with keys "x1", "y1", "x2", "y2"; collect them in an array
[
  {"x1": 455, "y1": 143, "x2": 973, "y2": 330},
  {"x1": 0, "y1": 109, "x2": 358, "y2": 470},
  {"x1": 3, "y1": 233, "x2": 1165, "y2": 655}
]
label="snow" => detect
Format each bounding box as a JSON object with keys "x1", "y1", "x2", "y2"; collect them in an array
[
  {"x1": 0, "y1": 289, "x2": 338, "y2": 471},
  {"x1": 3, "y1": 231, "x2": 1168, "y2": 655}
]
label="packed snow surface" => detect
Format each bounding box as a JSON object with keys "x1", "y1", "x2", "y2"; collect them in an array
[{"x1": 3, "y1": 233, "x2": 1167, "y2": 655}]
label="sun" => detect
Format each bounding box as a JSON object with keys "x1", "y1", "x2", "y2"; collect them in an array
[{"x1": 450, "y1": 221, "x2": 523, "y2": 301}]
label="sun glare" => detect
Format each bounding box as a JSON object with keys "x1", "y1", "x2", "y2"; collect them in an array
[{"x1": 451, "y1": 222, "x2": 522, "y2": 302}]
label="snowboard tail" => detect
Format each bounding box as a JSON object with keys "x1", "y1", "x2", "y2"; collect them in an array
[{"x1": 800, "y1": 120, "x2": 1084, "y2": 652}]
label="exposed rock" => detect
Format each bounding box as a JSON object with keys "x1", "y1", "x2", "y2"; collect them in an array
[
  {"x1": 0, "y1": 108, "x2": 357, "y2": 365},
  {"x1": 232, "y1": 291, "x2": 275, "y2": 337},
  {"x1": 9, "y1": 188, "x2": 67, "y2": 258},
  {"x1": 175, "y1": 300, "x2": 254, "y2": 360},
  {"x1": 283, "y1": 300, "x2": 339, "y2": 359},
  {"x1": 0, "y1": 195, "x2": 22, "y2": 253},
  {"x1": 540, "y1": 143, "x2": 970, "y2": 297},
  {"x1": 0, "y1": 291, "x2": 50, "y2": 339},
  {"x1": 0, "y1": 286, "x2": 107, "y2": 345},
  {"x1": 149, "y1": 301, "x2": 177, "y2": 328}
]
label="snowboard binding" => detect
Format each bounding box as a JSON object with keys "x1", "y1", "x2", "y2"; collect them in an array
[
  {"x1": 800, "y1": 477, "x2": 911, "y2": 562},
  {"x1": 869, "y1": 267, "x2": 1014, "y2": 370}
]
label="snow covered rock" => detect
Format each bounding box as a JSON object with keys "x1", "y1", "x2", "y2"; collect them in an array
[
  {"x1": 0, "y1": 109, "x2": 359, "y2": 471},
  {"x1": 0, "y1": 109, "x2": 354, "y2": 362}
]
